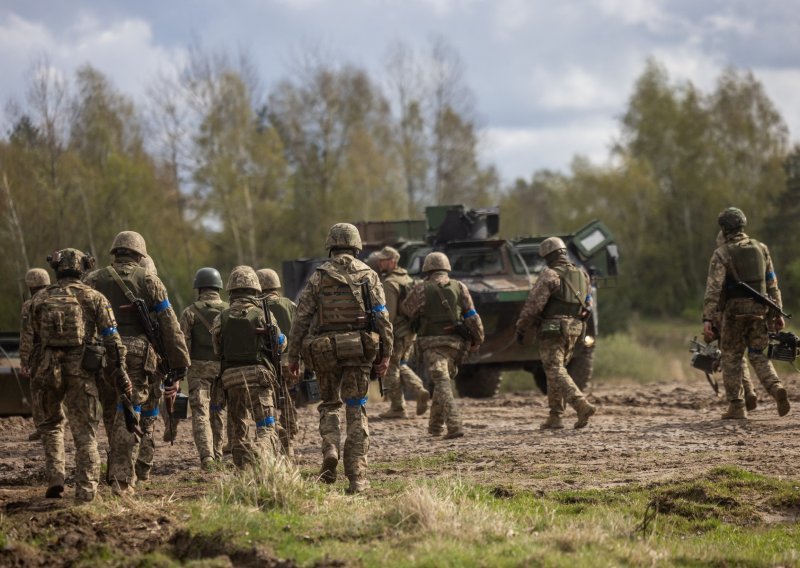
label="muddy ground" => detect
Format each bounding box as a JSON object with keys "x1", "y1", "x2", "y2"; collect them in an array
[{"x1": 1, "y1": 376, "x2": 799, "y2": 565}]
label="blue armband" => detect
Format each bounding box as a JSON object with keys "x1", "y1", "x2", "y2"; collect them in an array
[
  {"x1": 766, "y1": 271, "x2": 776, "y2": 282},
  {"x1": 372, "y1": 304, "x2": 387, "y2": 313},
  {"x1": 117, "y1": 404, "x2": 142, "y2": 414},
  {"x1": 153, "y1": 298, "x2": 171, "y2": 313},
  {"x1": 279, "y1": 333, "x2": 286, "y2": 346},
  {"x1": 463, "y1": 309, "x2": 477, "y2": 318},
  {"x1": 345, "y1": 397, "x2": 368, "y2": 407},
  {"x1": 101, "y1": 326, "x2": 117, "y2": 337},
  {"x1": 141, "y1": 407, "x2": 159, "y2": 418},
  {"x1": 256, "y1": 416, "x2": 276, "y2": 428}
]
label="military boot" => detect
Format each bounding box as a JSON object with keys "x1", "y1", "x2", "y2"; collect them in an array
[
  {"x1": 379, "y1": 407, "x2": 407, "y2": 419},
  {"x1": 45, "y1": 484, "x2": 64, "y2": 499},
  {"x1": 744, "y1": 390, "x2": 758, "y2": 412},
  {"x1": 320, "y1": 446, "x2": 339, "y2": 484},
  {"x1": 443, "y1": 429, "x2": 464, "y2": 440},
  {"x1": 774, "y1": 387, "x2": 791, "y2": 417},
  {"x1": 539, "y1": 413, "x2": 564, "y2": 430},
  {"x1": 346, "y1": 477, "x2": 369, "y2": 494},
  {"x1": 27, "y1": 429, "x2": 41, "y2": 442},
  {"x1": 201, "y1": 456, "x2": 215, "y2": 472},
  {"x1": 721, "y1": 402, "x2": 747, "y2": 420},
  {"x1": 573, "y1": 399, "x2": 596, "y2": 429},
  {"x1": 416, "y1": 390, "x2": 430, "y2": 416}
]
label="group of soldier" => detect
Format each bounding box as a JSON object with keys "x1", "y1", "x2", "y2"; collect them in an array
[{"x1": 16, "y1": 206, "x2": 791, "y2": 502}]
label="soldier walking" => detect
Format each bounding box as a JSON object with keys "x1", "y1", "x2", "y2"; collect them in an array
[
  {"x1": 19, "y1": 268, "x2": 51, "y2": 442},
  {"x1": 179, "y1": 268, "x2": 228, "y2": 470},
  {"x1": 703, "y1": 207, "x2": 791, "y2": 420},
  {"x1": 211, "y1": 266, "x2": 282, "y2": 468},
  {"x1": 375, "y1": 246, "x2": 429, "y2": 419},
  {"x1": 288, "y1": 224, "x2": 392, "y2": 494},
  {"x1": 515, "y1": 237, "x2": 596, "y2": 430},
  {"x1": 85, "y1": 231, "x2": 189, "y2": 495},
  {"x1": 25, "y1": 249, "x2": 129, "y2": 502},
  {"x1": 257, "y1": 268, "x2": 299, "y2": 459},
  {"x1": 401, "y1": 252, "x2": 484, "y2": 439}
]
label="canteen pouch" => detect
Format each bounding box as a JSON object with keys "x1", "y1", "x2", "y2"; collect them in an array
[
  {"x1": 81, "y1": 341, "x2": 106, "y2": 372},
  {"x1": 335, "y1": 331, "x2": 365, "y2": 360},
  {"x1": 304, "y1": 335, "x2": 338, "y2": 373}
]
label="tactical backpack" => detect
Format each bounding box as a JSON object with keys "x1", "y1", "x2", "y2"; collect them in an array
[
  {"x1": 38, "y1": 286, "x2": 86, "y2": 348},
  {"x1": 220, "y1": 305, "x2": 269, "y2": 370}
]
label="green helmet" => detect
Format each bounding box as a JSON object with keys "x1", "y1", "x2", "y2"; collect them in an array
[
  {"x1": 422, "y1": 252, "x2": 451, "y2": 273},
  {"x1": 110, "y1": 230, "x2": 148, "y2": 257},
  {"x1": 256, "y1": 268, "x2": 281, "y2": 291},
  {"x1": 25, "y1": 268, "x2": 50, "y2": 288},
  {"x1": 325, "y1": 223, "x2": 362, "y2": 252},
  {"x1": 539, "y1": 237, "x2": 567, "y2": 257},
  {"x1": 226, "y1": 265, "x2": 261, "y2": 293},
  {"x1": 47, "y1": 248, "x2": 94, "y2": 276},
  {"x1": 194, "y1": 267, "x2": 223, "y2": 289},
  {"x1": 718, "y1": 207, "x2": 746, "y2": 232},
  {"x1": 140, "y1": 256, "x2": 158, "y2": 276}
]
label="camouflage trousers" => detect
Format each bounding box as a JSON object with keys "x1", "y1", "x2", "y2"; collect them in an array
[
  {"x1": 720, "y1": 300, "x2": 783, "y2": 404},
  {"x1": 418, "y1": 336, "x2": 463, "y2": 435},
  {"x1": 97, "y1": 371, "x2": 117, "y2": 446},
  {"x1": 210, "y1": 376, "x2": 228, "y2": 459},
  {"x1": 539, "y1": 318, "x2": 585, "y2": 416},
  {"x1": 29, "y1": 352, "x2": 45, "y2": 431},
  {"x1": 316, "y1": 364, "x2": 371, "y2": 482},
  {"x1": 108, "y1": 336, "x2": 161, "y2": 486},
  {"x1": 36, "y1": 348, "x2": 100, "y2": 501},
  {"x1": 222, "y1": 366, "x2": 280, "y2": 468},
  {"x1": 384, "y1": 336, "x2": 426, "y2": 411},
  {"x1": 186, "y1": 360, "x2": 225, "y2": 463},
  {"x1": 275, "y1": 372, "x2": 298, "y2": 458}
]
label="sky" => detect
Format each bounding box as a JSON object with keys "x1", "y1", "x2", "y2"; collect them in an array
[{"x1": 1, "y1": 0, "x2": 799, "y2": 184}]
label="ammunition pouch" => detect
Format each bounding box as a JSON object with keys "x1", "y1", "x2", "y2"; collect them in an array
[
  {"x1": 303, "y1": 331, "x2": 379, "y2": 373},
  {"x1": 172, "y1": 393, "x2": 190, "y2": 420},
  {"x1": 540, "y1": 319, "x2": 563, "y2": 337},
  {"x1": 81, "y1": 341, "x2": 106, "y2": 372}
]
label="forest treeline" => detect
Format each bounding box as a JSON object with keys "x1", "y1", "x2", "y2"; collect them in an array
[{"x1": 1, "y1": 39, "x2": 798, "y2": 331}]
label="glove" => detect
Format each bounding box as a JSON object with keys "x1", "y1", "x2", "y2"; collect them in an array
[
  {"x1": 516, "y1": 331, "x2": 525, "y2": 345},
  {"x1": 289, "y1": 361, "x2": 300, "y2": 380}
]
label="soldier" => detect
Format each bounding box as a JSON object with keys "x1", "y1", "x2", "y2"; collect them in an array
[
  {"x1": 211, "y1": 266, "x2": 282, "y2": 468},
  {"x1": 257, "y1": 268, "x2": 298, "y2": 459},
  {"x1": 702, "y1": 207, "x2": 791, "y2": 420},
  {"x1": 179, "y1": 268, "x2": 228, "y2": 470},
  {"x1": 19, "y1": 268, "x2": 51, "y2": 442},
  {"x1": 515, "y1": 237, "x2": 596, "y2": 430},
  {"x1": 375, "y1": 246, "x2": 430, "y2": 419},
  {"x1": 25, "y1": 248, "x2": 128, "y2": 501},
  {"x1": 85, "y1": 231, "x2": 189, "y2": 495},
  {"x1": 401, "y1": 252, "x2": 484, "y2": 439},
  {"x1": 288, "y1": 223, "x2": 392, "y2": 494}
]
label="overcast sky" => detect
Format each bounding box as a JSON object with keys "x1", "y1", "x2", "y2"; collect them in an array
[{"x1": 1, "y1": 0, "x2": 799, "y2": 184}]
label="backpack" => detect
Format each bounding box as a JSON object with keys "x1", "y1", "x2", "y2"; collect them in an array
[{"x1": 39, "y1": 286, "x2": 86, "y2": 348}]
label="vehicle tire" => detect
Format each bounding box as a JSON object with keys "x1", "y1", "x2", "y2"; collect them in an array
[
  {"x1": 455, "y1": 365, "x2": 502, "y2": 398},
  {"x1": 566, "y1": 341, "x2": 595, "y2": 391}
]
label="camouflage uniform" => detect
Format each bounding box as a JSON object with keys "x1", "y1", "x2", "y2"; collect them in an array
[
  {"x1": 703, "y1": 225, "x2": 789, "y2": 418},
  {"x1": 25, "y1": 250, "x2": 127, "y2": 501},
  {"x1": 20, "y1": 268, "x2": 51, "y2": 441},
  {"x1": 85, "y1": 233, "x2": 189, "y2": 492},
  {"x1": 516, "y1": 241, "x2": 595, "y2": 429},
  {"x1": 180, "y1": 290, "x2": 228, "y2": 465},
  {"x1": 288, "y1": 243, "x2": 393, "y2": 492},
  {"x1": 211, "y1": 269, "x2": 282, "y2": 469},
  {"x1": 402, "y1": 257, "x2": 484, "y2": 438}
]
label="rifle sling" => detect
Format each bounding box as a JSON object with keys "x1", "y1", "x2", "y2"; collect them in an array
[
  {"x1": 327, "y1": 261, "x2": 367, "y2": 312},
  {"x1": 190, "y1": 303, "x2": 214, "y2": 332},
  {"x1": 560, "y1": 270, "x2": 589, "y2": 311},
  {"x1": 108, "y1": 266, "x2": 139, "y2": 303},
  {"x1": 433, "y1": 282, "x2": 463, "y2": 330}
]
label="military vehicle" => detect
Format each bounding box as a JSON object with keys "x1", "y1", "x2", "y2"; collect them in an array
[{"x1": 0, "y1": 331, "x2": 32, "y2": 416}]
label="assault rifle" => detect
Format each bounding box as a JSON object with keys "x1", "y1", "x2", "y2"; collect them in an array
[
  {"x1": 734, "y1": 281, "x2": 792, "y2": 320},
  {"x1": 768, "y1": 331, "x2": 800, "y2": 370},
  {"x1": 114, "y1": 343, "x2": 143, "y2": 438},
  {"x1": 360, "y1": 280, "x2": 385, "y2": 397},
  {"x1": 259, "y1": 298, "x2": 288, "y2": 426},
  {"x1": 689, "y1": 337, "x2": 720, "y2": 395}
]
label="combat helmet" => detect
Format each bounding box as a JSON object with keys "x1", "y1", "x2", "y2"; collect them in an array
[
  {"x1": 377, "y1": 246, "x2": 401, "y2": 261},
  {"x1": 194, "y1": 267, "x2": 223, "y2": 290},
  {"x1": 140, "y1": 256, "x2": 158, "y2": 276},
  {"x1": 325, "y1": 223, "x2": 362, "y2": 253},
  {"x1": 47, "y1": 248, "x2": 94, "y2": 277},
  {"x1": 226, "y1": 265, "x2": 261, "y2": 293},
  {"x1": 256, "y1": 268, "x2": 281, "y2": 291},
  {"x1": 422, "y1": 252, "x2": 451, "y2": 273},
  {"x1": 25, "y1": 268, "x2": 50, "y2": 289},
  {"x1": 718, "y1": 207, "x2": 746, "y2": 233},
  {"x1": 110, "y1": 231, "x2": 148, "y2": 257},
  {"x1": 539, "y1": 237, "x2": 567, "y2": 258}
]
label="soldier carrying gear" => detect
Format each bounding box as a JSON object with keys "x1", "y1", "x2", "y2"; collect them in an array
[
  {"x1": 140, "y1": 256, "x2": 158, "y2": 276},
  {"x1": 20, "y1": 268, "x2": 52, "y2": 441},
  {"x1": 402, "y1": 251, "x2": 484, "y2": 439},
  {"x1": 515, "y1": 237, "x2": 596, "y2": 430},
  {"x1": 179, "y1": 267, "x2": 228, "y2": 470},
  {"x1": 288, "y1": 223, "x2": 393, "y2": 494},
  {"x1": 703, "y1": 207, "x2": 790, "y2": 420},
  {"x1": 24, "y1": 248, "x2": 128, "y2": 502},
  {"x1": 84, "y1": 230, "x2": 190, "y2": 496},
  {"x1": 211, "y1": 265, "x2": 283, "y2": 468},
  {"x1": 257, "y1": 267, "x2": 299, "y2": 459},
  {"x1": 376, "y1": 246, "x2": 430, "y2": 420}
]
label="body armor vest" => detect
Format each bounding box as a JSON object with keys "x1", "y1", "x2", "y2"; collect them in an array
[
  {"x1": 93, "y1": 264, "x2": 147, "y2": 336},
  {"x1": 317, "y1": 271, "x2": 366, "y2": 332},
  {"x1": 385, "y1": 270, "x2": 413, "y2": 338},
  {"x1": 726, "y1": 239, "x2": 767, "y2": 296},
  {"x1": 418, "y1": 280, "x2": 462, "y2": 337},
  {"x1": 190, "y1": 300, "x2": 227, "y2": 361},
  {"x1": 266, "y1": 296, "x2": 295, "y2": 336},
  {"x1": 542, "y1": 264, "x2": 588, "y2": 318},
  {"x1": 220, "y1": 304, "x2": 268, "y2": 370}
]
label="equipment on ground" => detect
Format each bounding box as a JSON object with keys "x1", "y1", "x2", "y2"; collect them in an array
[{"x1": 689, "y1": 336, "x2": 721, "y2": 395}]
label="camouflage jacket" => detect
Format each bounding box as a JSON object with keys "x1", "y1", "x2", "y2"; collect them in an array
[
  {"x1": 515, "y1": 259, "x2": 592, "y2": 334},
  {"x1": 19, "y1": 298, "x2": 35, "y2": 369},
  {"x1": 401, "y1": 271, "x2": 485, "y2": 345},
  {"x1": 179, "y1": 290, "x2": 227, "y2": 357},
  {"x1": 702, "y1": 231, "x2": 782, "y2": 322},
  {"x1": 287, "y1": 252, "x2": 393, "y2": 365}
]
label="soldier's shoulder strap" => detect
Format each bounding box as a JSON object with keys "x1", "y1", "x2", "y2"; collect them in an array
[
  {"x1": 190, "y1": 302, "x2": 214, "y2": 332},
  {"x1": 107, "y1": 265, "x2": 138, "y2": 303},
  {"x1": 720, "y1": 243, "x2": 743, "y2": 282},
  {"x1": 322, "y1": 260, "x2": 367, "y2": 311}
]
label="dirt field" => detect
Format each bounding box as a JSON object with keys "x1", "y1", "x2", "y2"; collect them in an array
[{"x1": 1, "y1": 376, "x2": 799, "y2": 566}]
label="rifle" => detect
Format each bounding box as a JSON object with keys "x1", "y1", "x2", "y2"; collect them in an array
[
  {"x1": 114, "y1": 343, "x2": 143, "y2": 438},
  {"x1": 689, "y1": 336, "x2": 720, "y2": 396},
  {"x1": 259, "y1": 297, "x2": 289, "y2": 430},
  {"x1": 360, "y1": 280, "x2": 385, "y2": 397},
  {"x1": 734, "y1": 281, "x2": 792, "y2": 320}
]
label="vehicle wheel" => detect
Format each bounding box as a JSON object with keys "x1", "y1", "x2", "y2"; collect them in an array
[
  {"x1": 567, "y1": 341, "x2": 595, "y2": 391},
  {"x1": 455, "y1": 365, "x2": 502, "y2": 398}
]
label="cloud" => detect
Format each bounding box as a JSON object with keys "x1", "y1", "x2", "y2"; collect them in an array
[{"x1": 754, "y1": 67, "x2": 800, "y2": 144}]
